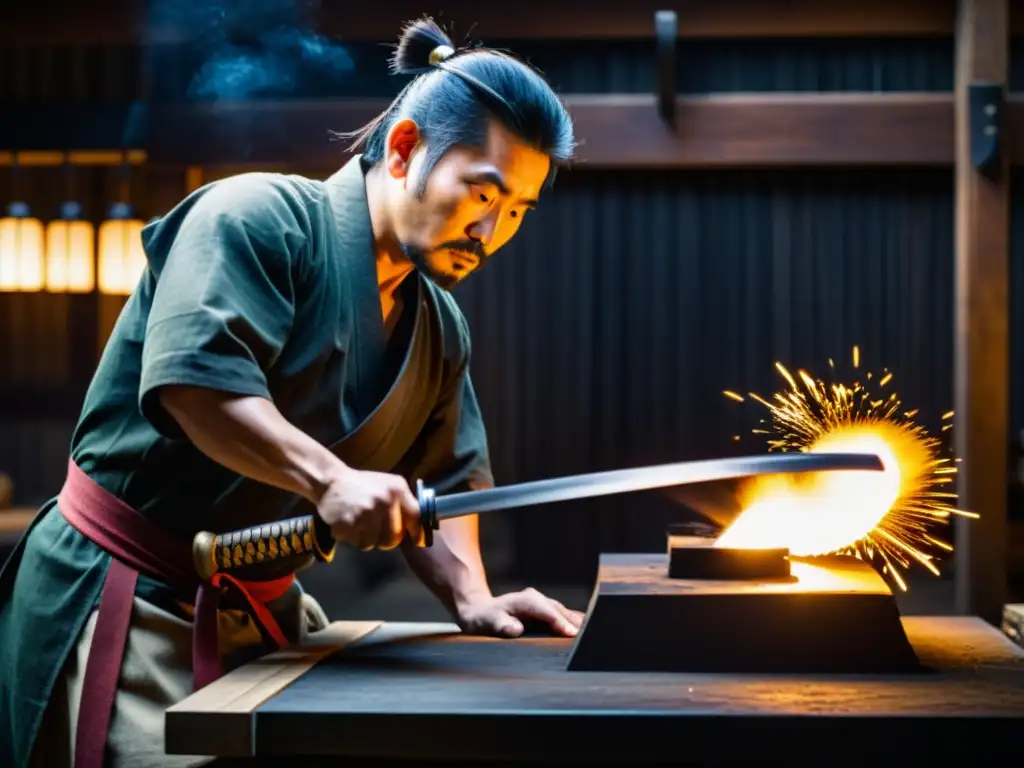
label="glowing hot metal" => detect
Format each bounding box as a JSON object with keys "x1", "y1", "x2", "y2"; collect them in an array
[{"x1": 720, "y1": 345, "x2": 976, "y2": 590}]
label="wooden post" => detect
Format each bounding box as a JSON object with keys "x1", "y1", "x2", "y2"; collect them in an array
[{"x1": 953, "y1": 0, "x2": 1010, "y2": 623}]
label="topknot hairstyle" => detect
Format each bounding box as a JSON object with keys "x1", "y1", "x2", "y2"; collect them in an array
[{"x1": 335, "y1": 16, "x2": 575, "y2": 197}]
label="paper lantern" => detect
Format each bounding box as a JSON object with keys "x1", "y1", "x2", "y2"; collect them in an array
[
  {"x1": 98, "y1": 202, "x2": 146, "y2": 296},
  {"x1": 45, "y1": 201, "x2": 95, "y2": 293},
  {"x1": 0, "y1": 202, "x2": 45, "y2": 292}
]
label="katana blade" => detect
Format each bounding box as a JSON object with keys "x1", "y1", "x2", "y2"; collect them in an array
[
  {"x1": 417, "y1": 452, "x2": 883, "y2": 528},
  {"x1": 192, "y1": 452, "x2": 883, "y2": 577}
]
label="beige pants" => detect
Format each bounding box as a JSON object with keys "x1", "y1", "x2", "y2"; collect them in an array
[{"x1": 31, "y1": 587, "x2": 328, "y2": 768}]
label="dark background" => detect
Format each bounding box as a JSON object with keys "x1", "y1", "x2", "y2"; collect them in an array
[{"x1": 2, "y1": 8, "x2": 1023, "y2": 617}]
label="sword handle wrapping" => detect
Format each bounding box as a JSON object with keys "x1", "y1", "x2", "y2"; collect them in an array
[
  {"x1": 192, "y1": 482, "x2": 440, "y2": 580},
  {"x1": 192, "y1": 514, "x2": 336, "y2": 582}
]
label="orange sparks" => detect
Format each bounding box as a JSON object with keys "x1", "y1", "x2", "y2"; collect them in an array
[{"x1": 718, "y1": 347, "x2": 975, "y2": 591}]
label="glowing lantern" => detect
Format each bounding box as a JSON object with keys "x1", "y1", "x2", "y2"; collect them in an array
[
  {"x1": 98, "y1": 202, "x2": 146, "y2": 296},
  {"x1": 45, "y1": 201, "x2": 95, "y2": 293},
  {"x1": 0, "y1": 202, "x2": 45, "y2": 292}
]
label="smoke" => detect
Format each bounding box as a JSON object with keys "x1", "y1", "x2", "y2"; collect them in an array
[{"x1": 146, "y1": 0, "x2": 356, "y2": 101}]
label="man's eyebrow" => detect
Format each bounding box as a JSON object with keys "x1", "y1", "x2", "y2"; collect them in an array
[
  {"x1": 469, "y1": 169, "x2": 538, "y2": 208},
  {"x1": 468, "y1": 169, "x2": 510, "y2": 195}
]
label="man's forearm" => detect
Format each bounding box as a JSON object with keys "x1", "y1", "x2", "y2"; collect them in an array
[
  {"x1": 162, "y1": 384, "x2": 490, "y2": 601},
  {"x1": 401, "y1": 513, "x2": 491, "y2": 616},
  {"x1": 157, "y1": 385, "x2": 342, "y2": 505}
]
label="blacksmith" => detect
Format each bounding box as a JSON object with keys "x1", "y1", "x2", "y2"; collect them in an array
[{"x1": 0, "y1": 17, "x2": 582, "y2": 767}]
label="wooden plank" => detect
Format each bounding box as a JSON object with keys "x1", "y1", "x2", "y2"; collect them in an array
[
  {"x1": 3, "y1": 0, "x2": 1000, "y2": 46},
  {"x1": 952, "y1": 0, "x2": 1011, "y2": 625},
  {"x1": 143, "y1": 93, "x2": 966, "y2": 170},
  {"x1": 165, "y1": 620, "x2": 383, "y2": 757}
]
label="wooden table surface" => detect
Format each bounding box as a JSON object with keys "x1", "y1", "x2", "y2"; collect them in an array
[
  {"x1": 166, "y1": 615, "x2": 1024, "y2": 764},
  {"x1": 0, "y1": 508, "x2": 35, "y2": 546}
]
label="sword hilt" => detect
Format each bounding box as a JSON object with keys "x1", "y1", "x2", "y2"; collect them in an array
[
  {"x1": 192, "y1": 514, "x2": 337, "y2": 582},
  {"x1": 192, "y1": 482, "x2": 440, "y2": 580}
]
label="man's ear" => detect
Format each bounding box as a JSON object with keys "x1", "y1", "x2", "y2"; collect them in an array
[{"x1": 386, "y1": 118, "x2": 421, "y2": 180}]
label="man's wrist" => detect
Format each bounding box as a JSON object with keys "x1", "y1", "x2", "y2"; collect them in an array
[
  {"x1": 451, "y1": 579, "x2": 493, "y2": 614},
  {"x1": 400, "y1": 514, "x2": 492, "y2": 616},
  {"x1": 429, "y1": 550, "x2": 492, "y2": 617},
  {"x1": 295, "y1": 452, "x2": 350, "y2": 507}
]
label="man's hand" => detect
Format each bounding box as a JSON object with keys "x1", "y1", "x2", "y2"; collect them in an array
[
  {"x1": 157, "y1": 388, "x2": 425, "y2": 553},
  {"x1": 316, "y1": 467, "x2": 423, "y2": 551},
  {"x1": 456, "y1": 587, "x2": 584, "y2": 638}
]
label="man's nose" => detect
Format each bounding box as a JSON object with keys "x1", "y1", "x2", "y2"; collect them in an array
[{"x1": 466, "y1": 215, "x2": 496, "y2": 246}]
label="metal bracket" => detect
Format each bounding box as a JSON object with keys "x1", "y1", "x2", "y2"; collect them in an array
[
  {"x1": 655, "y1": 10, "x2": 677, "y2": 129},
  {"x1": 968, "y1": 82, "x2": 1004, "y2": 175}
]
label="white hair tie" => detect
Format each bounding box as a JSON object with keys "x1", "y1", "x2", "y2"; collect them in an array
[{"x1": 429, "y1": 44, "x2": 455, "y2": 66}]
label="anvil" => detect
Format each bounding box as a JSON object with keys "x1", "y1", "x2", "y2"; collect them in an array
[{"x1": 566, "y1": 528, "x2": 922, "y2": 674}]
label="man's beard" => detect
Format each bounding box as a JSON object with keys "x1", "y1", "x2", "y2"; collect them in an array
[{"x1": 401, "y1": 239, "x2": 488, "y2": 292}]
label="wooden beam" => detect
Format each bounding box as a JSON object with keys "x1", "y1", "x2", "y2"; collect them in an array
[
  {"x1": 0, "y1": 104, "x2": 146, "y2": 153},
  {"x1": 9, "y1": 0, "x2": 1020, "y2": 46},
  {"x1": 143, "y1": 93, "x2": 1024, "y2": 170},
  {"x1": 313, "y1": 0, "x2": 965, "y2": 40},
  {"x1": 4, "y1": 94, "x2": 1024, "y2": 169},
  {"x1": 953, "y1": 0, "x2": 1010, "y2": 624},
  {"x1": 569, "y1": 93, "x2": 956, "y2": 169}
]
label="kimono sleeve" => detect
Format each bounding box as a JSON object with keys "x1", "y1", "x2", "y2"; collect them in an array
[{"x1": 138, "y1": 176, "x2": 308, "y2": 439}]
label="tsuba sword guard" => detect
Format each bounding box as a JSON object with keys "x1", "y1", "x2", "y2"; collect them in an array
[{"x1": 416, "y1": 479, "x2": 439, "y2": 547}]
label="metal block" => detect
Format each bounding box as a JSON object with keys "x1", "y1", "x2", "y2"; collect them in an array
[{"x1": 567, "y1": 535, "x2": 923, "y2": 674}]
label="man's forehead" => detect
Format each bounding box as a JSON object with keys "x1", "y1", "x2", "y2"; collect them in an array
[{"x1": 471, "y1": 125, "x2": 550, "y2": 196}]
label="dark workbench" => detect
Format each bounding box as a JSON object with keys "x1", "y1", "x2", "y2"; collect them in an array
[{"x1": 166, "y1": 615, "x2": 1024, "y2": 764}]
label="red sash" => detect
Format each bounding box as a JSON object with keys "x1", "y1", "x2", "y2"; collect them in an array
[{"x1": 57, "y1": 459, "x2": 293, "y2": 768}]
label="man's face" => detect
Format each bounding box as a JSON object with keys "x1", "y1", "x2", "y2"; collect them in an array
[{"x1": 384, "y1": 118, "x2": 551, "y2": 290}]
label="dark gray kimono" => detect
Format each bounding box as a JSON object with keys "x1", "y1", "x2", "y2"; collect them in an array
[{"x1": 0, "y1": 155, "x2": 493, "y2": 766}]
